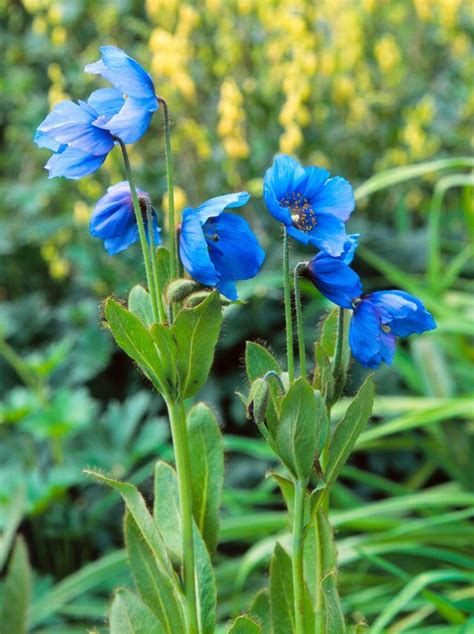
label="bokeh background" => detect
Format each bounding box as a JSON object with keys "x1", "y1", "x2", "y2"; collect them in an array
[{"x1": 1, "y1": 0, "x2": 473, "y2": 630}]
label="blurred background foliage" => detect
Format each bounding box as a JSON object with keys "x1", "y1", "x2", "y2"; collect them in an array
[{"x1": 1, "y1": 0, "x2": 473, "y2": 631}]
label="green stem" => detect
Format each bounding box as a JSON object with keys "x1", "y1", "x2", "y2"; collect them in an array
[
  {"x1": 145, "y1": 199, "x2": 166, "y2": 323},
  {"x1": 294, "y1": 263, "x2": 307, "y2": 378},
  {"x1": 158, "y1": 97, "x2": 178, "y2": 280},
  {"x1": 283, "y1": 228, "x2": 295, "y2": 383},
  {"x1": 115, "y1": 137, "x2": 159, "y2": 323},
  {"x1": 292, "y1": 480, "x2": 306, "y2": 634},
  {"x1": 314, "y1": 511, "x2": 324, "y2": 634},
  {"x1": 333, "y1": 307, "x2": 345, "y2": 383},
  {"x1": 166, "y1": 399, "x2": 199, "y2": 634}
]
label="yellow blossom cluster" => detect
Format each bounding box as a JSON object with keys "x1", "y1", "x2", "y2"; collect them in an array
[{"x1": 217, "y1": 79, "x2": 249, "y2": 161}]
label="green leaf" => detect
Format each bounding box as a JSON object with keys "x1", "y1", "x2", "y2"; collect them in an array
[
  {"x1": 128, "y1": 285, "x2": 154, "y2": 327},
  {"x1": 187, "y1": 403, "x2": 224, "y2": 554},
  {"x1": 326, "y1": 375, "x2": 375, "y2": 488},
  {"x1": 153, "y1": 461, "x2": 182, "y2": 564},
  {"x1": 124, "y1": 513, "x2": 186, "y2": 634},
  {"x1": 104, "y1": 299, "x2": 169, "y2": 394},
  {"x1": 156, "y1": 247, "x2": 171, "y2": 294},
  {"x1": 268, "y1": 472, "x2": 295, "y2": 521},
  {"x1": 227, "y1": 615, "x2": 262, "y2": 633},
  {"x1": 269, "y1": 543, "x2": 294, "y2": 634},
  {"x1": 313, "y1": 342, "x2": 334, "y2": 403},
  {"x1": 171, "y1": 291, "x2": 222, "y2": 399},
  {"x1": 0, "y1": 487, "x2": 25, "y2": 571},
  {"x1": 275, "y1": 378, "x2": 318, "y2": 483},
  {"x1": 109, "y1": 588, "x2": 165, "y2": 634},
  {"x1": 1, "y1": 536, "x2": 31, "y2": 634},
  {"x1": 150, "y1": 323, "x2": 178, "y2": 396},
  {"x1": 248, "y1": 589, "x2": 271, "y2": 634},
  {"x1": 245, "y1": 342, "x2": 281, "y2": 382}
]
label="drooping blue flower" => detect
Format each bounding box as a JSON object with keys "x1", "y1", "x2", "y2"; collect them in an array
[
  {"x1": 349, "y1": 290, "x2": 436, "y2": 368},
  {"x1": 84, "y1": 46, "x2": 159, "y2": 144},
  {"x1": 307, "y1": 234, "x2": 362, "y2": 308},
  {"x1": 264, "y1": 154, "x2": 355, "y2": 256},
  {"x1": 179, "y1": 192, "x2": 265, "y2": 300},
  {"x1": 89, "y1": 181, "x2": 160, "y2": 255}
]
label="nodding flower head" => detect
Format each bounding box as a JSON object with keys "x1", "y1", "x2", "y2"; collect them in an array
[
  {"x1": 89, "y1": 181, "x2": 160, "y2": 255},
  {"x1": 263, "y1": 154, "x2": 355, "y2": 256},
  {"x1": 349, "y1": 290, "x2": 437, "y2": 368},
  {"x1": 179, "y1": 192, "x2": 265, "y2": 301}
]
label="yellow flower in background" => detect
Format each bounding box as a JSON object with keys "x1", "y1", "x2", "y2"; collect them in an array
[
  {"x1": 218, "y1": 79, "x2": 249, "y2": 160},
  {"x1": 162, "y1": 187, "x2": 187, "y2": 229},
  {"x1": 74, "y1": 201, "x2": 90, "y2": 226},
  {"x1": 375, "y1": 34, "x2": 401, "y2": 74}
]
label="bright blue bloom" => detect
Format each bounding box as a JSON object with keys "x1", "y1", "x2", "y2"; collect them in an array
[
  {"x1": 179, "y1": 192, "x2": 265, "y2": 300},
  {"x1": 89, "y1": 181, "x2": 160, "y2": 255},
  {"x1": 307, "y1": 235, "x2": 362, "y2": 308},
  {"x1": 263, "y1": 154, "x2": 355, "y2": 256},
  {"x1": 349, "y1": 290, "x2": 436, "y2": 368},
  {"x1": 84, "y1": 46, "x2": 159, "y2": 144}
]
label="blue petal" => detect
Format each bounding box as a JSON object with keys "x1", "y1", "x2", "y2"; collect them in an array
[
  {"x1": 263, "y1": 154, "x2": 306, "y2": 224},
  {"x1": 298, "y1": 166, "x2": 330, "y2": 199},
  {"x1": 369, "y1": 290, "x2": 436, "y2": 337},
  {"x1": 85, "y1": 46, "x2": 158, "y2": 111},
  {"x1": 34, "y1": 130, "x2": 65, "y2": 152},
  {"x1": 309, "y1": 175, "x2": 355, "y2": 222},
  {"x1": 379, "y1": 330, "x2": 397, "y2": 365},
  {"x1": 217, "y1": 279, "x2": 238, "y2": 301},
  {"x1": 36, "y1": 100, "x2": 114, "y2": 156},
  {"x1": 305, "y1": 212, "x2": 348, "y2": 256},
  {"x1": 103, "y1": 223, "x2": 140, "y2": 255},
  {"x1": 87, "y1": 88, "x2": 125, "y2": 121},
  {"x1": 179, "y1": 209, "x2": 219, "y2": 286},
  {"x1": 193, "y1": 192, "x2": 250, "y2": 224},
  {"x1": 95, "y1": 98, "x2": 153, "y2": 144},
  {"x1": 307, "y1": 253, "x2": 363, "y2": 308},
  {"x1": 340, "y1": 234, "x2": 360, "y2": 264},
  {"x1": 90, "y1": 182, "x2": 135, "y2": 239},
  {"x1": 349, "y1": 300, "x2": 383, "y2": 368},
  {"x1": 45, "y1": 147, "x2": 107, "y2": 179},
  {"x1": 206, "y1": 212, "x2": 265, "y2": 283}
]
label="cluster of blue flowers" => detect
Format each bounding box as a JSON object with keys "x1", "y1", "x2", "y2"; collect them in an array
[
  {"x1": 35, "y1": 47, "x2": 436, "y2": 371},
  {"x1": 264, "y1": 155, "x2": 436, "y2": 368}
]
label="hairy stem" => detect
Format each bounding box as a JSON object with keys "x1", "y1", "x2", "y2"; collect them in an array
[
  {"x1": 283, "y1": 228, "x2": 295, "y2": 382},
  {"x1": 332, "y1": 307, "x2": 345, "y2": 381},
  {"x1": 294, "y1": 263, "x2": 307, "y2": 378},
  {"x1": 145, "y1": 199, "x2": 166, "y2": 323},
  {"x1": 292, "y1": 480, "x2": 306, "y2": 634}
]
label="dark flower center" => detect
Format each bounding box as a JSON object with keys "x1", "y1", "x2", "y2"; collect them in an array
[
  {"x1": 281, "y1": 193, "x2": 317, "y2": 233},
  {"x1": 203, "y1": 219, "x2": 220, "y2": 251}
]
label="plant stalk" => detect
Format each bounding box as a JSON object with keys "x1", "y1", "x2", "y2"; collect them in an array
[
  {"x1": 166, "y1": 398, "x2": 199, "y2": 634},
  {"x1": 292, "y1": 479, "x2": 306, "y2": 634},
  {"x1": 144, "y1": 199, "x2": 166, "y2": 323},
  {"x1": 283, "y1": 228, "x2": 295, "y2": 382},
  {"x1": 332, "y1": 307, "x2": 345, "y2": 381},
  {"x1": 294, "y1": 263, "x2": 307, "y2": 378}
]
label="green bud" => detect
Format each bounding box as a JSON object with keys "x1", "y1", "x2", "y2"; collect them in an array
[
  {"x1": 184, "y1": 290, "x2": 211, "y2": 308},
  {"x1": 166, "y1": 279, "x2": 203, "y2": 303},
  {"x1": 247, "y1": 378, "x2": 270, "y2": 425}
]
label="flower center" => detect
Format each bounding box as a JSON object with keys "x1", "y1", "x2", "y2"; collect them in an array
[
  {"x1": 204, "y1": 219, "x2": 220, "y2": 249},
  {"x1": 281, "y1": 193, "x2": 317, "y2": 233},
  {"x1": 381, "y1": 324, "x2": 392, "y2": 334}
]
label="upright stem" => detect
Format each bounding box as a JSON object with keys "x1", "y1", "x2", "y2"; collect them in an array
[
  {"x1": 145, "y1": 200, "x2": 166, "y2": 323},
  {"x1": 166, "y1": 399, "x2": 199, "y2": 634},
  {"x1": 292, "y1": 480, "x2": 306, "y2": 634},
  {"x1": 333, "y1": 307, "x2": 345, "y2": 382},
  {"x1": 293, "y1": 263, "x2": 307, "y2": 378},
  {"x1": 158, "y1": 97, "x2": 178, "y2": 280},
  {"x1": 115, "y1": 137, "x2": 159, "y2": 323},
  {"x1": 283, "y1": 228, "x2": 295, "y2": 382}
]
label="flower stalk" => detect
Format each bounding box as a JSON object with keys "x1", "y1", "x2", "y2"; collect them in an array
[
  {"x1": 294, "y1": 263, "x2": 308, "y2": 378},
  {"x1": 283, "y1": 228, "x2": 295, "y2": 382},
  {"x1": 144, "y1": 199, "x2": 166, "y2": 323},
  {"x1": 292, "y1": 479, "x2": 306, "y2": 634}
]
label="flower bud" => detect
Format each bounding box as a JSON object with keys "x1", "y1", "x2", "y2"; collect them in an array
[
  {"x1": 183, "y1": 290, "x2": 211, "y2": 308},
  {"x1": 247, "y1": 378, "x2": 270, "y2": 426},
  {"x1": 166, "y1": 279, "x2": 203, "y2": 303}
]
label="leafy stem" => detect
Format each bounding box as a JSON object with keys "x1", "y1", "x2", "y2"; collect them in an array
[
  {"x1": 144, "y1": 198, "x2": 166, "y2": 323},
  {"x1": 332, "y1": 307, "x2": 345, "y2": 382},
  {"x1": 283, "y1": 228, "x2": 295, "y2": 383}
]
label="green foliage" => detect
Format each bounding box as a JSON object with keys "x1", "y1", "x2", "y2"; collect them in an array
[
  {"x1": 128, "y1": 285, "x2": 155, "y2": 328},
  {"x1": 1, "y1": 536, "x2": 31, "y2": 634},
  {"x1": 109, "y1": 589, "x2": 164, "y2": 634},
  {"x1": 227, "y1": 615, "x2": 262, "y2": 633},
  {"x1": 269, "y1": 544, "x2": 295, "y2": 634}
]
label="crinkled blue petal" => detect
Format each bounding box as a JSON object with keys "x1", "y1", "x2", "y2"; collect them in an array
[
  {"x1": 94, "y1": 98, "x2": 153, "y2": 144},
  {"x1": 298, "y1": 166, "x2": 330, "y2": 199},
  {"x1": 379, "y1": 330, "x2": 397, "y2": 365},
  {"x1": 304, "y1": 212, "x2": 348, "y2": 256},
  {"x1": 34, "y1": 130, "x2": 66, "y2": 153},
  {"x1": 85, "y1": 46, "x2": 158, "y2": 111},
  {"x1": 36, "y1": 100, "x2": 114, "y2": 156},
  {"x1": 206, "y1": 212, "x2": 265, "y2": 284},
  {"x1": 369, "y1": 290, "x2": 436, "y2": 337},
  {"x1": 307, "y1": 253, "x2": 363, "y2": 308},
  {"x1": 349, "y1": 300, "x2": 383, "y2": 368},
  {"x1": 45, "y1": 147, "x2": 107, "y2": 179},
  {"x1": 103, "y1": 223, "x2": 140, "y2": 255},
  {"x1": 87, "y1": 88, "x2": 125, "y2": 121},
  {"x1": 90, "y1": 182, "x2": 135, "y2": 239},
  {"x1": 263, "y1": 154, "x2": 306, "y2": 224},
  {"x1": 179, "y1": 209, "x2": 219, "y2": 287},
  {"x1": 193, "y1": 192, "x2": 250, "y2": 224},
  {"x1": 309, "y1": 175, "x2": 355, "y2": 222},
  {"x1": 340, "y1": 234, "x2": 360, "y2": 264}
]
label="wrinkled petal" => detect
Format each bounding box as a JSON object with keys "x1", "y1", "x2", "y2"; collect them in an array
[
  {"x1": 340, "y1": 234, "x2": 360, "y2": 264},
  {"x1": 95, "y1": 98, "x2": 153, "y2": 144},
  {"x1": 45, "y1": 147, "x2": 107, "y2": 179},
  {"x1": 85, "y1": 46, "x2": 158, "y2": 111},
  {"x1": 379, "y1": 330, "x2": 397, "y2": 365},
  {"x1": 309, "y1": 175, "x2": 355, "y2": 222},
  {"x1": 298, "y1": 166, "x2": 330, "y2": 199},
  {"x1": 369, "y1": 290, "x2": 436, "y2": 337},
  {"x1": 193, "y1": 192, "x2": 250, "y2": 224},
  {"x1": 308, "y1": 253, "x2": 363, "y2": 308},
  {"x1": 305, "y1": 212, "x2": 348, "y2": 256},
  {"x1": 179, "y1": 209, "x2": 219, "y2": 287},
  {"x1": 34, "y1": 130, "x2": 65, "y2": 153},
  {"x1": 87, "y1": 88, "x2": 124, "y2": 121},
  {"x1": 90, "y1": 184, "x2": 135, "y2": 239},
  {"x1": 206, "y1": 213, "x2": 265, "y2": 282},
  {"x1": 103, "y1": 223, "x2": 140, "y2": 255},
  {"x1": 349, "y1": 300, "x2": 383, "y2": 368},
  {"x1": 36, "y1": 100, "x2": 114, "y2": 156},
  {"x1": 263, "y1": 154, "x2": 306, "y2": 224}
]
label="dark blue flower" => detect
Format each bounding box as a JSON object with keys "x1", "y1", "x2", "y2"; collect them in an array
[
  {"x1": 179, "y1": 192, "x2": 265, "y2": 300},
  {"x1": 307, "y1": 234, "x2": 362, "y2": 308},
  {"x1": 85, "y1": 46, "x2": 159, "y2": 144},
  {"x1": 89, "y1": 181, "x2": 161, "y2": 255},
  {"x1": 264, "y1": 154, "x2": 355, "y2": 256},
  {"x1": 349, "y1": 290, "x2": 436, "y2": 368}
]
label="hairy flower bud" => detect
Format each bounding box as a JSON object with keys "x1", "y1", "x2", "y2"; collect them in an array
[
  {"x1": 247, "y1": 378, "x2": 270, "y2": 426},
  {"x1": 166, "y1": 278, "x2": 203, "y2": 303}
]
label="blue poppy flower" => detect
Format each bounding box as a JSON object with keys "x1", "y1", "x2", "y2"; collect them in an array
[
  {"x1": 307, "y1": 234, "x2": 362, "y2": 308},
  {"x1": 179, "y1": 192, "x2": 265, "y2": 300},
  {"x1": 34, "y1": 98, "x2": 115, "y2": 179},
  {"x1": 89, "y1": 181, "x2": 161, "y2": 255},
  {"x1": 84, "y1": 46, "x2": 159, "y2": 144},
  {"x1": 349, "y1": 290, "x2": 436, "y2": 368},
  {"x1": 264, "y1": 154, "x2": 355, "y2": 256}
]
